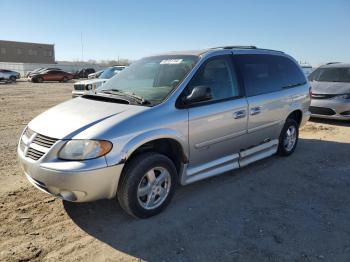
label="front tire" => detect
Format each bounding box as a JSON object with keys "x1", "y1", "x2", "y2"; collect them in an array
[
  {"x1": 9, "y1": 76, "x2": 16, "y2": 82},
  {"x1": 117, "y1": 153, "x2": 177, "y2": 218},
  {"x1": 278, "y1": 118, "x2": 299, "y2": 156},
  {"x1": 36, "y1": 77, "x2": 43, "y2": 83}
]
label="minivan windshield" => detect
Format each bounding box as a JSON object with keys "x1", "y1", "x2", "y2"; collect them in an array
[
  {"x1": 309, "y1": 67, "x2": 350, "y2": 82},
  {"x1": 97, "y1": 55, "x2": 199, "y2": 105}
]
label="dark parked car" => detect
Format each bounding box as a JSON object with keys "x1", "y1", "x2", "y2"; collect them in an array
[
  {"x1": 73, "y1": 68, "x2": 95, "y2": 79},
  {"x1": 28, "y1": 70, "x2": 73, "y2": 83},
  {"x1": 0, "y1": 69, "x2": 21, "y2": 82}
]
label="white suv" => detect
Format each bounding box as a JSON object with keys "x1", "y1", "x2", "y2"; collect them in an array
[{"x1": 72, "y1": 66, "x2": 126, "y2": 97}]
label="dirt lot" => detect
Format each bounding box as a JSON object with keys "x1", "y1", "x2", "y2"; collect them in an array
[{"x1": 1, "y1": 80, "x2": 350, "y2": 262}]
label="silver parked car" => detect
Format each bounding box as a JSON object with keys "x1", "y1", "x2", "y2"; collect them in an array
[
  {"x1": 309, "y1": 63, "x2": 350, "y2": 120},
  {"x1": 18, "y1": 46, "x2": 310, "y2": 218},
  {"x1": 0, "y1": 69, "x2": 20, "y2": 82}
]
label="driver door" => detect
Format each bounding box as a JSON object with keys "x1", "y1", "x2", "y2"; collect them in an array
[{"x1": 184, "y1": 55, "x2": 248, "y2": 183}]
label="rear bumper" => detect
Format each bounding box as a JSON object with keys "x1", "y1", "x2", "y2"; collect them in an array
[
  {"x1": 310, "y1": 99, "x2": 350, "y2": 120},
  {"x1": 18, "y1": 146, "x2": 124, "y2": 202},
  {"x1": 310, "y1": 114, "x2": 350, "y2": 121},
  {"x1": 300, "y1": 110, "x2": 311, "y2": 126}
]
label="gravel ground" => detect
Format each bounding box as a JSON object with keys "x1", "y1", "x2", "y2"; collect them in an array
[{"x1": 0, "y1": 80, "x2": 350, "y2": 262}]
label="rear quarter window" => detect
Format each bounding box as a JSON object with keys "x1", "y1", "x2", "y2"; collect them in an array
[{"x1": 234, "y1": 54, "x2": 306, "y2": 96}]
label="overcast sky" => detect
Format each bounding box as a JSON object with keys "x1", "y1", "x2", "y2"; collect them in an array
[{"x1": 1, "y1": 0, "x2": 349, "y2": 66}]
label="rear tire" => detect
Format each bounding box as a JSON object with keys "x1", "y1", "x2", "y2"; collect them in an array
[
  {"x1": 62, "y1": 76, "x2": 68, "y2": 82},
  {"x1": 117, "y1": 152, "x2": 177, "y2": 218},
  {"x1": 278, "y1": 118, "x2": 299, "y2": 156}
]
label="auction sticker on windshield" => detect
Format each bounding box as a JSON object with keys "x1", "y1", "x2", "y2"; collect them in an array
[{"x1": 160, "y1": 59, "x2": 183, "y2": 64}]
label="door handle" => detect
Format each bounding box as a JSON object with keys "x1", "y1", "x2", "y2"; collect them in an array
[
  {"x1": 233, "y1": 110, "x2": 246, "y2": 119},
  {"x1": 250, "y1": 107, "x2": 261, "y2": 115}
]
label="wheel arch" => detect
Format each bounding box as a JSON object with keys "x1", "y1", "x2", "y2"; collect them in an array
[
  {"x1": 120, "y1": 130, "x2": 188, "y2": 178},
  {"x1": 286, "y1": 109, "x2": 303, "y2": 126}
]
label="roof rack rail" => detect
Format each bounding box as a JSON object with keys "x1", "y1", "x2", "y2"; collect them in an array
[
  {"x1": 211, "y1": 45, "x2": 257, "y2": 50},
  {"x1": 211, "y1": 45, "x2": 257, "y2": 49},
  {"x1": 326, "y1": 62, "x2": 340, "y2": 65},
  {"x1": 258, "y1": 48, "x2": 284, "y2": 53},
  {"x1": 211, "y1": 46, "x2": 284, "y2": 53}
]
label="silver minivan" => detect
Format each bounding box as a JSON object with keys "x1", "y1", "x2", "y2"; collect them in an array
[
  {"x1": 309, "y1": 63, "x2": 350, "y2": 120},
  {"x1": 18, "y1": 46, "x2": 311, "y2": 218}
]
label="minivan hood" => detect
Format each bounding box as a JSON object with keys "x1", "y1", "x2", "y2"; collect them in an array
[
  {"x1": 311, "y1": 81, "x2": 350, "y2": 94},
  {"x1": 28, "y1": 97, "x2": 147, "y2": 139}
]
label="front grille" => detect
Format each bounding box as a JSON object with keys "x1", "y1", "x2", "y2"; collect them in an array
[
  {"x1": 26, "y1": 175, "x2": 50, "y2": 193},
  {"x1": 311, "y1": 93, "x2": 337, "y2": 100},
  {"x1": 309, "y1": 106, "x2": 336, "y2": 116},
  {"x1": 74, "y1": 84, "x2": 86, "y2": 91},
  {"x1": 26, "y1": 147, "x2": 45, "y2": 161},
  {"x1": 32, "y1": 134, "x2": 58, "y2": 148},
  {"x1": 21, "y1": 127, "x2": 59, "y2": 161},
  {"x1": 340, "y1": 111, "x2": 350, "y2": 116}
]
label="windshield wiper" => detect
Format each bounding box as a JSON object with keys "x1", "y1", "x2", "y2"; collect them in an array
[{"x1": 99, "y1": 89, "x2": 152, "y2": 105}]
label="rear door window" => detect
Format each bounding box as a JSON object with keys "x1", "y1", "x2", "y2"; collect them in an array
[
  {"x1": 234, "y1": 54, "x2": 306, "y2": 96},
  {"x1": 275, "y1": 56, "x2": 307, "y2": 88}
]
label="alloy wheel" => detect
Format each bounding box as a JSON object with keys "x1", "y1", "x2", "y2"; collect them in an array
[
  {"x1": 137, "y1": 167, "x2": 171, "y2": 210},
  {"x1": 283, "y1": 125, "x2": 297, "y2": 152}
]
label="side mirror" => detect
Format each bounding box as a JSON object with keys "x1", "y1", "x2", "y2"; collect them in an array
[{"x1": 182, "y1": 85, "x2": 212, "y2": 104}]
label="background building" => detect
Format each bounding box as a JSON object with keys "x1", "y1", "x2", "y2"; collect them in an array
[{"x1": 0, "y1": 40, "x2": 55, "y2": 64}]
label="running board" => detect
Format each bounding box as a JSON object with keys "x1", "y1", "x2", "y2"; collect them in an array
[
  {"x1": 239, "y1": 139, "x2": 278, "y2": 167},
  {"x1": 181, "y1": 139, "x2": 279, "y2": 185},
  {"x1": 181, "y1": 154, "x2": 240, "y2": 185}
]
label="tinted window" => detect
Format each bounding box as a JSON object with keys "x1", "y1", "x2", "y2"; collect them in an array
[
  {"x1": 309, "y1": 67, "x2": 350, "y2": 83},
  {"x1": 188, "y1": 56, "x2": 240, "y2": 101},
  {"x1": 276, "y1": 56, "x2": 307, "y2": 87},
  {"x1": 99, "y1": 68, "x2": 117, "y2": 79},
  {"x1": 235, "y1": 54, "x2": 306, "y2": 96}
]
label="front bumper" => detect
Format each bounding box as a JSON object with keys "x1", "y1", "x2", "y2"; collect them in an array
[
  {"x1": 72, "y1": 91, "x2": 86, "y2": 98},
  {"x1": 71, "y1": 90, "x2": 94, "y2": 98},
  {"x1": 310, "y1": 99, "x2": 350, "y2": 120},
  {"x1": 18, "y1": 144, "x2": 124, "y2": 202}
]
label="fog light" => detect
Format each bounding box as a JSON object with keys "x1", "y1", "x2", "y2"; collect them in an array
[{"x1": 59, "y1": 190, "x2": 77, "y2": 201}]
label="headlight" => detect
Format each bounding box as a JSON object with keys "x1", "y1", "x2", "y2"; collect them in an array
[
  {"x1": 86, "y1": 84, "x2": 92, "y2": 90},
  {"x1": 58, "y1": 140, "x2": 113, "y2": 160}
]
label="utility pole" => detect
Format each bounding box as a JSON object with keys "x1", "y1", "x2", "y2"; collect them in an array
[
  {"x1": 80, "y1": 32, "x2": 84, "y2": 62},
  {"x1": 81, "y1": 32, "x2": 85, "y2": 77}
]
